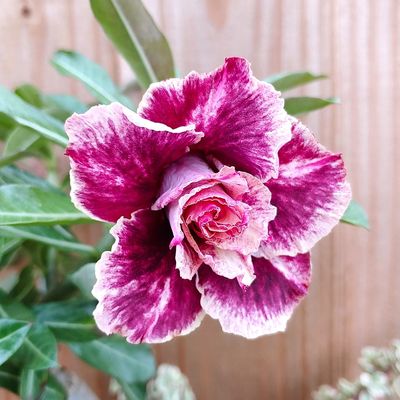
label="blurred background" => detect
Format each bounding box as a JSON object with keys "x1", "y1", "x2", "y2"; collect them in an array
[{"x1": 0, "y1": 0, "x2": 399, "y2": 399}]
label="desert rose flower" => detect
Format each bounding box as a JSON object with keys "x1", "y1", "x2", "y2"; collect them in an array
[{"x1": 65, "y1": 57, "x2": 351, "y2": 343}]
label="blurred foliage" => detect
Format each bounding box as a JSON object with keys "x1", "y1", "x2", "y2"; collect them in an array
[{"x1": 314, "y1": 341, "x2": 400, "y2": 400}]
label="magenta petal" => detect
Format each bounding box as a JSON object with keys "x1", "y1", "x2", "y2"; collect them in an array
[
  {"x1": 138, "y1": 57, "x2": 291, "y2": 181},
  {"x1": 65, "y1": 103, "x2": 202, "y2": 222},
  {"x1": 92, "y1": 209, "x2": 204, "y2": 344},
  {"x1": 196, "y1": 254, "x2": 311, "y2": 338},
  {"x1": 260, "y1": 119, "x2": 352, "y2": 257}
]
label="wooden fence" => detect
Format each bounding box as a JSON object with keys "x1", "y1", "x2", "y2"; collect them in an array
[{"x1": 0, "y1": 0, "x2": 399, "y2": 399}]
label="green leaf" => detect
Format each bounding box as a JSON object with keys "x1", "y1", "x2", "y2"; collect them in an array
[
  {"x1": 9, "y1": 266, "x2": 38, "y2": 304},
  {"x1": 3, "y1": 126, "x2": 40, "y2": 157},
  {"x1": 69, "y1": 336, "x2": 155, "y2": 383},
  {"x1": 15, "y1": 84, "x2": 43, "y2": 108},
  {"x1": 0, "y1": 166, "x2": 61, "y2": 193},
  {"x1": 14, "y1": 324, "x2": 58, "y2": 370},
  {"x1": 52, "y1": 50, "x2": 133, "y2": 108},
  {"x1": 284, "y1": 96, "x2": 339, "y2": 115},
  {"x1": 40, "y1": 373, "x2": 67, "y2": 400},
  {"x1": 0, "y1": 237, "x2": 22, "y2": 269},
  {"x1": 0, "y1": 292, "x2": 57, "y2": 370},
  {"x1": 90, "y1": 0, "x2": 175, "y2": 88},
  {"x1": 69, "y1": 263, "x2": 96, "y2": 299},
  {"x1": 0, "y1": 363, "x2": 20, "y2": 395},
  {"x1": 0, "y1": 86, "x2": 67, "y2": 146},
  {"x1": 264, "y1": 71, "x2": 326, "y2": 92},
  {"x1": 43, "y1": 94, "x2": 88, "y2": 121},
  {"x1": 0, "y1": 184, "x2": 92, "y2": 226},
  {"x1": 19, "y1": 369, "x2": 44, "y2": 399},
  {"x1": 34, "y1": 300, "x2": 98, "y2": 342},
  {"x1": 0, "y1": 319, "x2": 31, "y2": 365},
  {"x1": 0, "y1": 226, "x2": 97, "y2": 255},
  {"x1": 118, "y1": 380, "x2": 147, "y2": 400},
  {"x1": 0, "y1": 289, "x2": 34, "y2": 321},
  {"x1": 341, "y1": 200, "x2": 369, "y2": 229},
  {"x1": 19, "y1": 370, "x2": 66, "y2": 400}
]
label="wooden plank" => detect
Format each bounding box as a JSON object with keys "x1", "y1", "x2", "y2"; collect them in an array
[{"x1": 1, "y1": 1, "x2": 399, "y2": 399}]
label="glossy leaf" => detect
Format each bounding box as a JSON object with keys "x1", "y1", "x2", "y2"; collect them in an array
[
  {"x1": 0, "y1": 319, "x2": 31, "y2": 365},
  {"x1": 341, "y1": 200, "x2": 369, "y2": 229},
  {"x1": 14, "y1": 324, "x2": 58, "y2": 370},
  {"x1": 0, "y1": 86, "x2": 67, "y2": 146},
  {"x1": 284, "y1": 96, "x2": 339, "y2": 115},
  {"x1": 0, "y1": 225, "x2": 97, "y2": 255},
  {"x1": 69, "y1": 336, "x2": 156, "y2": 383},
  {"x1": 70, "y1": 263, "x2": 96, "y2": 299},
  {"x1": 34, "y1": 300, "x2": 98, "y2": 342},
  {"x1": 265, "y1": 71, "x2": 326, "y2": 91},
  {"x1": 52, "y1": 50, "x2": 133, "y2": 108},
  {"x1": 0, "y1": 184, "x2": 92, "y2": 226},
  {"x1": 90, "y1": 0, "x2": 175, "y2": 88}
]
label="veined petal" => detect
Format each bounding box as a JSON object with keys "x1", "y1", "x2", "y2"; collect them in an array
[
  {"x1": 92, "y1": 209, "x2": 204, "y2": 344},
  {"x1": 260, "y1": 119, "x2": 352, "y2": 257},
  {"x1": 138, "y1": 58, "x2": 291, "y2": 181},
  {"x1": 65, "y1": 103, "x2": 202, "y2": 222},
  {"x1": 196, "y1": 253, "x2": 311, "y2": 338}
]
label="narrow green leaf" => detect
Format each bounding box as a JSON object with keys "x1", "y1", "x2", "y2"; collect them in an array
[
  {"x1": 264, "y1": 71, "x2": 327, "y2": 91},
  {"x1": 19, "y1": 369, "x2": 44, "y2": 400},
  {"x1": 340, "y1": 200, "x2": 369, "y2": 229},
  {"x1": 15, "y1": 84, "x2": 43, "y2": 108},
  {"x1": 118, "y1": 380, "x2": 147, "y2": 400},
  {"x1": 0, "y1": 289, "x2": 34, "y2": 321},
  {"x1": 0, "y1": 166, "x2": 62, "y2": 193},
  {"x1": 43, "y1": 94, "x2": 88, "y2": 121},
  {"x1": 69, "y1": 263, "x2": 96, "y2": 298},
  {"x1": 34, "y1": 300, "x2": 98, "y2": 342},
  {"x1": 14, "y1": 324, "x2": 58, "y2": 370},
  {"x1": 0, "y1": 184, "x2": 92, "y2": 226},
  {"x1": 3, "y1": 126, "x2": 40, "y2": 157},
  {"x1": 0, "y1": 319, "x2": 31, "y2": 365},
  {"x1": 69, "y1": 336, "x2": 156, "y2": 383},
  {"x1": 40, "y1": 373, "x2": 67, "y2": 400},
  {"x1": 52, "y1": 50, "x2": 133, "y2": 108},
  {"x1": 90, "y1": 0, "x2": 175, "y2": 88},
  {"x1": 284, "y1": 96, "x2": 339, "y2": 115},
  {"x1": 0, "y1": 86, "x2": 67, "y2": 146},
  {"x1": 9, "y1": 266, "x2": 38, "y2": 304},
  {"x1": 0, "y1": 363, "x2": 20, "y2": 394},
  {"x1": 0, "y1": 226, "x2": 97, "y2": 255},
  {"x1": 19, "y1": 370, "x2": 66, "y2": 400},
  {"x1": 0, "y1": 237, "x2": 22, "y2": 269}
]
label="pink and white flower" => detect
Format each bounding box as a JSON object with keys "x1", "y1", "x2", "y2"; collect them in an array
[{"x1": 65, "y1": 58, "x2": 351, "y2": 343}]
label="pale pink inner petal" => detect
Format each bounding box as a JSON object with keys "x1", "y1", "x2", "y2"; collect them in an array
[{"x1": 155, "y1": 155, "x2": 276, "y2": 286}]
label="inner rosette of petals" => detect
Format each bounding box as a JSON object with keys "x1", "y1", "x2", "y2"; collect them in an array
[{"x1": 153, "y1": 155, "x2": 277, "y2": 286}]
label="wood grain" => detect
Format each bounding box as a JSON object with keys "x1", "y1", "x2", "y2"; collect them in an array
[{"x1": 0, "y1": 1, "x2": 399, "y2": 399}]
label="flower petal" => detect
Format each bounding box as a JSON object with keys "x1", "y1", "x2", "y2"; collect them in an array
[
  {"x1": 92, "y1": 209, "x2": 204, "y2": 344},
  {"x1": 138, "y1": 57, "x2": 291, "y2": 181},
  {"x1": 65, "y1": 103, "x2": 202, "y2": 222},
  {"x1": 260, "y1": 119, "x2": 352, "y2": 257},
  {"x1": 196, "y1": 253, "x2": 311, "y2": 338}
]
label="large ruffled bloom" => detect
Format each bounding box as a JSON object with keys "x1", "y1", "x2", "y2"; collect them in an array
[{"x1": 65, "y1": 58, "x2": 351, "y2": 343}]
